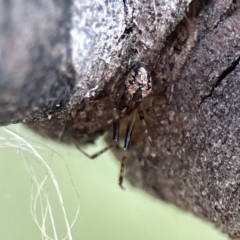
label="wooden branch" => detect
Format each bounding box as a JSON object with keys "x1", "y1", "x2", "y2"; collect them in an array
[{"x1": 1, "y1": 0, "x2": 240, "y2": 238}]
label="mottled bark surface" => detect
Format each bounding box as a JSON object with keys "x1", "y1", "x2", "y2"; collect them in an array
[{"x1": 1, "y1": 0, "x2": 240, "y2": 239}]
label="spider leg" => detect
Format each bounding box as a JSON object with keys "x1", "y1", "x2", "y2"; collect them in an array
[
  {"x1": 106, "y1": 107, "x2": 127, "y2": 125},
  {"x1": 90, "y1": 110, "x2": 121, "y2": 130},
  {"x1": 169, "y1": 84, "x2": 174, "y2": 103},
  {"x1": 119, "y1": 115, "x2": 136, "y2": 189},
  {"x1": 77, "y1": 121, "x2": 120, "y2": 159},
  {"x1": 138, "y1": 103, "x2": 154, "y2": 147}
]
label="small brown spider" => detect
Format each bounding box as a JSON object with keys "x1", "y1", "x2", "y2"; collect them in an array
[{"x1": 77, "y1": 62, "x2": 153, "y2": 188}]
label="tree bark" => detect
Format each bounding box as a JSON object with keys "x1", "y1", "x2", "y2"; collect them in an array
[{"x1": 1, "y1": 0, "x2": 240, "y2": 239}]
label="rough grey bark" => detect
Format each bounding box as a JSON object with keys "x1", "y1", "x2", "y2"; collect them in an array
[
  {"x1": 1, "y1": 0, "x2": 240, "y2": 239},
  {"x1": 0, "y1": 0, "x2": 74, "y2": 126}
]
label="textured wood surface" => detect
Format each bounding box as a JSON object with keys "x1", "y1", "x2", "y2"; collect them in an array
[{"x1": 1, "y1": 0, "x2": 240, "y2": 238}]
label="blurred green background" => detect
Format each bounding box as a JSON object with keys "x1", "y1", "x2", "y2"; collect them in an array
[{"x1": 0, "y1": 124, "x2": 228, "y2": 240}]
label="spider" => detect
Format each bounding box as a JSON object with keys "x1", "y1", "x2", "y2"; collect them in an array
[{"x1": 77, "y1": 62, "x2": 153, "y2": 189}]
